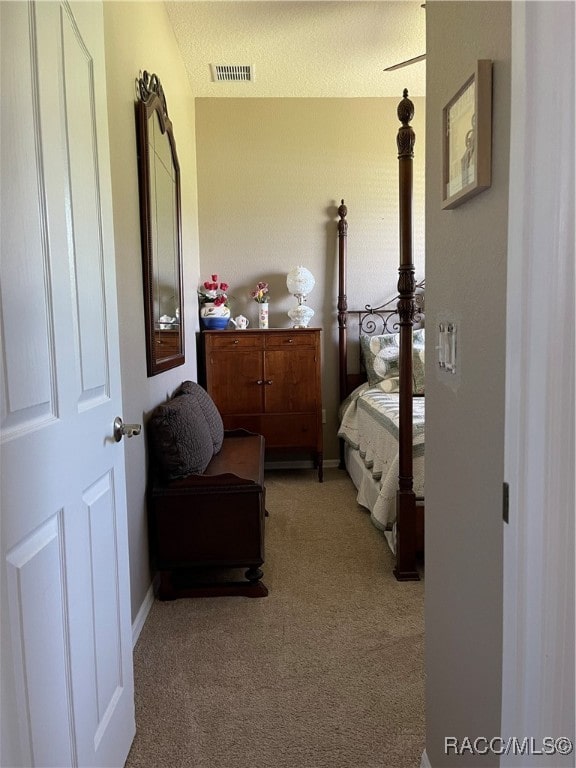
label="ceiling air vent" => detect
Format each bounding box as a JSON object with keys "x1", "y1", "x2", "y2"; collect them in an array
[{"x1": 210, "y1": 64, "x2": 254, "y2": 82}]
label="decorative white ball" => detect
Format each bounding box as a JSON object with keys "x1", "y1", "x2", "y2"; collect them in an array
[{"x1": 286, "y1": 266, "x2": 315, "y2": 297}]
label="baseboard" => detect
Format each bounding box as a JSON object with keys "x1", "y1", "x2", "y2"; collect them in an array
[
  {"x1": 132, "y1": 581, "x2": 155, "y2": 648},
  {"x1": 420, "y1": 749, "x2": 431, "y2": 768},
  {"x1": 264, "y1": 459, "x2": 339, "y2": 471}
]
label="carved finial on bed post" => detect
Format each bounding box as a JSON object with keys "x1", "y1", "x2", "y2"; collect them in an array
[
  {"x1": 337, "y1": 199, "x2": 348, "y2": 236},
  {"x1": 396, "y1": 91, "x2": 416, "y2": 320},
  {"x1": 397, "y1": 89, "x2": 415, "y2": 155},
  {"x1": 337, "y1": 200, "x2": 349, "y2": 417},
  {"x1": 397, "y1": 89, "x2": 416, "y2": 294}
]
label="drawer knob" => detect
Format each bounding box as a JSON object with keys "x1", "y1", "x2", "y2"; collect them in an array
[
  {"x1": 265, "y1": 380, "x2": 273, "y2": 385},
  {"x1": 234, "y1": 339, "x2": 239, "y2": 344},
  {"x1": 256, "y1": 380, "x2": 264, "y2": 385}
]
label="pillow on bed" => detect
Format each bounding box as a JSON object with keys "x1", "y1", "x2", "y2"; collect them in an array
[
  {"x1": 360, "y1": 333, "x2": 398, "y2": 386},
  {"x1": 361, "y1": 329, "x2": 425, "y2": 394},
  {"x1": 379, "y1": 377, "x2": 400, "y2": 393},
  {"x1": 413, "y1": 343, "x2": 425, "y2": 395}
]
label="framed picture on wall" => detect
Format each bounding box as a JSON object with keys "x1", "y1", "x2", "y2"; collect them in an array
[{"x1": 442, "y1": 59, "x2": 493, "y2": 210}]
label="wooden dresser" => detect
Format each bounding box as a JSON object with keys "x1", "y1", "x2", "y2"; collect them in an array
[{"x1": 202, "y1": 328, "x2": 323, "y2": 481}]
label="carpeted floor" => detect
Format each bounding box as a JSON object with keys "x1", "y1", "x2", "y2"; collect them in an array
[{"x1": 126, "y1": 468, "x2": 425, "y2": 768}]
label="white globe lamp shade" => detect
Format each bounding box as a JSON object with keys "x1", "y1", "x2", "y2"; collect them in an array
[
  {"x1": 286, "y1": 266, "x2": 315, "y2": 298},
  {"x1": 286, "y1": 266, "x2": 315, "y2": 328}
]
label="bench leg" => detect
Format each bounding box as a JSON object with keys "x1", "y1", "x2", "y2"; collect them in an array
[{"x1": 245, "y1": 566, "x2": 263, "y2": 584}]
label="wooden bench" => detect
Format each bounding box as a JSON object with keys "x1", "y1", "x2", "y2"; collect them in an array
[{"x1": 147, "y1": 384, "x2": 268, "y2": 599}]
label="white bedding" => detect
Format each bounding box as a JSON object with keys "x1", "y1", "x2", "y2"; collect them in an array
[{"x1": 338, "y1": 384, "x2": 425, "y2": 533}]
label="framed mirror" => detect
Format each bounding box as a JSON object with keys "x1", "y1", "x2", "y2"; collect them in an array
[{"x1": 135, "y1": 71, "x2": 184, "y2": 376}]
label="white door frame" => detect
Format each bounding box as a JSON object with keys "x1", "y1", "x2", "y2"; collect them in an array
[{"x1": 502, "y1": 2, "x2": 575, "y2": 765}]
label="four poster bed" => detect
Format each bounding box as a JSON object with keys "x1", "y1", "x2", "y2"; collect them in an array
[{"x1": 336, "y1": 91, "x2": 424, "y2": 581}]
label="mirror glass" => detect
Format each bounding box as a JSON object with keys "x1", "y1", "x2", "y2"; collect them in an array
[{"x1": 135, "y1": 71, "x2": 184, "y2": 375}]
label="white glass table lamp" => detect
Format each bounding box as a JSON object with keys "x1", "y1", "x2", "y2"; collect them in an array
[{"x1": 286, "y1": 266, "x2": 315, "y2": 328}]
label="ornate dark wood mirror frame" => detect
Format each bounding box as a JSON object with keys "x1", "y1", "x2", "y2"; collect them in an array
[{"x1": 135, "y1": 71, "x2": 184, "y2": 376}]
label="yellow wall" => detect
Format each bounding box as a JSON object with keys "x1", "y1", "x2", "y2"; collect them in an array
[
  {"x1": 195, "y1": 96, "x2": 425, "y2": 460},
  {"x1": 103, "y1": 0, "x2": 200, "y2": 620}
]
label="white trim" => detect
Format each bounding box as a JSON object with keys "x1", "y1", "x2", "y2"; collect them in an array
[
  {"x1": 420, "y1": 749, "x2": 431, "y2": 768},
  {"x1": 502, "y1": 2, "x2": 575, "y2": 764},
  {"x1": 132, "y1": 582, "x2": 155, "y2": 648}
]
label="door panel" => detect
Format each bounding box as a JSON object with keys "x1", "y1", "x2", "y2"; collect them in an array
[
  {"x1": 6, "y1": 514, "x2": 75, "y2": 768},
  {"x1": 60, "y1": 3, "x2": 108, "y2": 402},
  {"x1": 83, "y1": 472, "x2": 123, "y2": 728},
  {"x1": 0, "y1": 2, "x2": 135, "y2": 766},
  {"x1": 0, "y1": 2, "x2": 55, "y2": 436},
  {"x1": 207, "y1": 349, "x2": 263, "y2": 414},
  {"x1": 264, "y1": 349, "x2": 319, "y2": 413}
]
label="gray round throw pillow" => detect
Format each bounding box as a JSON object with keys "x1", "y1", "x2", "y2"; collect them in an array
[
  {"x1": 148, "y1": 394, "x2": 213, "y2": 480},
  {"x1": 175, "y1": 380, "x2": 224, "y2": 453}
]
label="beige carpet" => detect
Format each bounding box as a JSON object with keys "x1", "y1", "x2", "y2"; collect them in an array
[{"x1": 126, "y1": 468, "x2": 425, "y2": 768}]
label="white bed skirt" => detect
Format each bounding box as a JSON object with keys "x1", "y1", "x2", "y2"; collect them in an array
[
  {"x1": 344, "y1": 443, "x2": 399, "y2": 554},
  {"x1": 344, "y1": 443, "x2": 383, "y2": 524}
]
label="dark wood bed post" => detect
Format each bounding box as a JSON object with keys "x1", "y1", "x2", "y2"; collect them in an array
[
  {"x1": 337, "y1": 200, "x2": 348, "y2": 403},
  {"x1": 394, "y1": 90, "x2": 420, "y2": 581},
  {"x1": 337, "y1": 200, "x2": 348, "y2": 468}
]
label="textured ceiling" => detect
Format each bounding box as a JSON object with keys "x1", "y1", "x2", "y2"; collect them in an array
[{"x1": 165, "y1": 1, "x2": 426, "y2": 98}]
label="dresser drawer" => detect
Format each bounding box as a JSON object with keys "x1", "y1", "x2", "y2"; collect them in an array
[
  {"x1": 222, "y1": 414, "x2": 320, "y2": 450},
  {"x1": 260, "y1": 414, "x2": 320, "y2": 448},
  {"x1": 155, "y1": 329, "x2": 181, "y2": 356},
  {"x1": 205, "y1": 332, "x2": 262, "y2": 350},
  {"x1": 264, "y1": 331, "x2": 317, "y2": 349}
]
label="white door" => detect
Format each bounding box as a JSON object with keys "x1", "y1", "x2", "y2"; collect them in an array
[{"x1": 1, "y1": 2, "x2": 135, "y2": 766}]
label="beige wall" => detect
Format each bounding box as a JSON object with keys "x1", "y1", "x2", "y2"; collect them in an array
[
  {"x1": 424, "y1": 2, "x2": 511, "y2": 765},
  {"x1": 195, "y1": 97, "x2": 425, "y2": 460},
  {"x1": 103, "y1": 1, "x2": 200, "y2": 622}
]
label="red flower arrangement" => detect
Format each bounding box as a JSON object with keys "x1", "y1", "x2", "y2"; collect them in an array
[{"x1": 198, "y1": 274, "x2": 229, "y2": 307}]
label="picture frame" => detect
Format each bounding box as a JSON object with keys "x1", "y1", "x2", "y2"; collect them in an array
[{"x1": 442, "y1": 60, "x2": 493, "y2": 210}]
